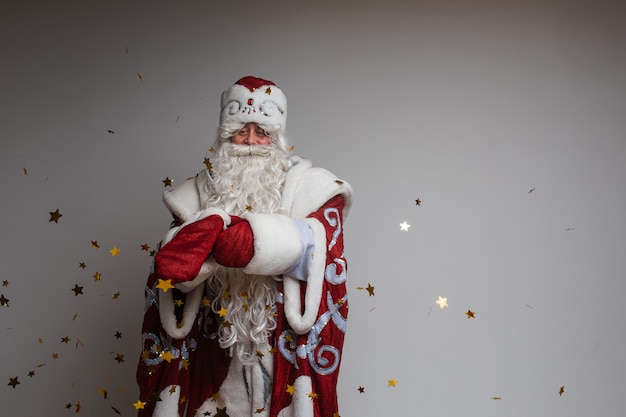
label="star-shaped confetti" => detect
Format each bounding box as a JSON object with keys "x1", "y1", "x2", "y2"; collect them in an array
[
  {"x1": 436, "y1": 296, "x2": 448, "y2": 309},
  {"x1": 49, "y1": 209, "x2": 62, "y2": 223},
  {"x1": 156, "y1": 278, "x2": 175, "y2": 292},
  {"x1": 218, "y1": 307, "x2": 228, "y2": 317},
  {"x1": 61, "y1": 336, "x2": 71, "y2": 343},
  {"x1": 133, "y1": 400, "x2": 147, "y2": 410},
  {"x1": 78, "y1": 262, "x2": 86, "y2": 269},
  {"x1": 286, "y1": 384, "x2": 296, "y2": 395},
  {"x1": 2, "y1": 280, "x2": 8, "y2": 287},
  {"x1": 366, "y1": 283, "x2": 375, "y2": 297},
  {"x1": 358, "y1": 386, "x2": 365, "y2": 393},
  {"x1": 98, "y1": 387, "x2": 108, "y2": 399},
  {"x1": 399, "y1": 221, "x2": 410, "y2": 231},
  {"x1": 113, "y1": 291, "x2": 121, "y2": 299},
  {"x1": 51, "y1": 352, "x2": 59, "y2": 359},
  {"x1": 114, "y1": 353, "x2": 125, "y2": 364},
  {"x1": 388, "y1": 378, "x2": 398, "y2": 387},
  {"x1": 72, "y1": 284, "x2": 84, "y2": 296},
  {"x1": 0, "y1": 294, "x2": 9, "y2": 307},
  {"x1": 415, "y1": 198, "x2": 421, "y2": 206},
  {"x1": 204, "y1": 157, "x2": 213, "y2": 171},
  {"x1": 110, "y1": 246, "x2": 121, "y2": 256},
  {"x1": 307, "y1": 392, "x2": 319, "y2": 400},
  {"x1": 91, "y1": 240, "x2": 100, "y2": 249},
  {"x1": 141, "y1": 243, "x2": 151, "y2": 251},
  {"x1": 215, "y1": 407, "x2": 229, "y2": 417},
  {"x1": 160, "y1": 351, "x2": 175, "y2": 363},
  {"x1": 559, "y1": 386, "x2": 565, "y2": 396},
  {"x1": 114, "y1": 331, "x2": 122, "y2": 339},
  {"x1": 162, "y1": 177, "x2": 174, "y2": 187},
  {"x1": 93, "y1": 271, "x2": 102, "y2": 282},
  {"x1": 465, "y1": 309, "x2": 475, "y2": 319},
  {"x1": 8, "y1": 376, "x2": 20, "y2": 388}
]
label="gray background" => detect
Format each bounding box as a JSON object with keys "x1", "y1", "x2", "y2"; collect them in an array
[{"x1": 2, "y1": 0, "x2": 626, "y2": 416}]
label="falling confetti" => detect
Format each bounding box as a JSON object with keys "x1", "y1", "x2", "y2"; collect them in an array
[
  {"x1": 23, "y1": 167, "x2": 28, "y2": 175},
  {"x1": 141, "y1": 243, "x2": 151, "y2": 251},
  {"x1": 106, "y1": 129, "x2": 115, "y2": 134},
  {"x1": 78, "y1": 262, "x2": 86, "y2": 269},
  {"x1": 465, "y1": 309, "x2": 476, "y2": 319},
  {"x1": 528, "y1": 188, "x2": 536, "y2": 194},
  {"x1": 71, "y1": 284, "x2": 84, "y2": 296},
  {"x1": 162, "y1": 177, "x2": 174, "y2": 187},
  {"x1": 91, "y1": 241, "x2": 100, "y2": 249},
  {"x1": 491, "y1": 396, "x2": 502, "y2": 400},
  {"x1": 8, "y1": 376, "x2": 20, "y2": 388},
  {"x1": 2, "y1": 280, "x2": 8, "y2": 287},
  {"x1": 156, "y1": 278, "x2": 174, "y2": 292},
  {"x1": 399, "y1": 221, "x2": 410, "y2": 231},
  {"x1": 93, "y1": 272, "x2": 102, "y2": 282},
  {"x1": 559, "y1": 386, "x2": 565, "y2": 396},
  {"x1": 436, "y1": 296, "x2": 448, "y2": 309},
  {"x1": 133, "y1": 400, "x2": 147, "y2": 410},
  {"x1": 358, "y1": 386, "x2": 365, "y2": 393},
  {"x1": 137, "y1": 72, "x2": 143, "y2": 82},
  {"x1": 49, "y1": 209, "x2": 62, "y2": 223},
  {"x1": 0, "y1": 294, "x2": 9, "y2": 307},
  {"x1": 388, "y1": 378, "x2": 398, "y2": 387},
  {"x1": 366, "y1": 283, "x2": 375, "y2": 297},
  {"x1": 286, "y1": 385, "x2": 296, "y2": 395},
  {"x1": 415, "y1": 198, "x2": 421, "y2": 206},
  {"x1": 109, "y1": 246, "x2": 121, "y2": 256}
]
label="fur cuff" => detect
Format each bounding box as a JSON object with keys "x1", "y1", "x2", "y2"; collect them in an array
[{"x1": 241, "y1": 213, "x2": 302, "y2": 276}]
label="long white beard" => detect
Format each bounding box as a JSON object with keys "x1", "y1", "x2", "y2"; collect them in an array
[{"x1": 202, "y1": 140, "x2": 290, "y2": 364}]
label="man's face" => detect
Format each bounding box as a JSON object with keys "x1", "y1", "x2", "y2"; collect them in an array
[{"x1": 231, "y1": 122, "x2": 270, "y2": 145}]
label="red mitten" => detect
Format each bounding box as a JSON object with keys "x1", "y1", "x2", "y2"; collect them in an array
[
  {"x1": 155, "y1": 214, "x2": 225, "y2": 283},
  {"x1": 212, "y1": 216, "x2": 255, "y2": 268}
]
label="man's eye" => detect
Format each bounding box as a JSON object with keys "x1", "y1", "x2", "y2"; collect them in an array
[
  {"x1": 255, "y1": 129, "x2": 267, "y2": 136},
  {"x1": 238, "y1": 129, "x2": 249, "y2": 136}
]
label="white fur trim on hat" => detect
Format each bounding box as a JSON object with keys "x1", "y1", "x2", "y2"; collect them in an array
[{"x1": 220, "y1": 76, "x2": 287, "y2": 135}]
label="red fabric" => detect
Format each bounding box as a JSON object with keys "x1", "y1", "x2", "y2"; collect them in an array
[
  {"x1": 155, "y1": 214, "x2": 224, "y2": 283},
  {"x1": 235, "y1": 76, "x2": 277, "y2": 91},
  {"x1": 211, "y1": 216, "x2": 255, "y2": 268}
]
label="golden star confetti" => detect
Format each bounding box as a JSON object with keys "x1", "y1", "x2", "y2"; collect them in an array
[
  {"x1": 415, "y1": 198, "x2": 421, "y2": 206},
  {"x1": 51, "y1": 352, "x2": 59, "y2": 359},
  {"x1": 160, "y1": 351, "x2": 175, "y2": 363},
  {"x1": 114, "y1": 353, "x2": 125, "y2": 364},
  {"x1": 307, "y1": 392, "x2": 319, "y2": 400},
  {"x1": 78, "y1": 262, "x2": 86, "y2": 269},
  {"x1": 98, "y1": 387, "x2": 108, "y2": 399},
  {"x1": 528, "y1": 187, "x2": 536, "y2": 194},
  {"x1": 209, "y1": 146, "x2": 216, "y2": 154},
  {"x1": 399, "y1": 221, "x2": 410, "y2": 231},
  {"x1": 113, "y1": 291, "x2": 121, "y2": 299},
  {"x1": 38, "y1": 338, "x2": 43, "y2": 344},
  {"x1": 23, "y1": 167, "x2": 28, "y2": 175},
  {"x1": 218, "y1": 307, "x2": 228, "y2": 317},
  {"x1": 110, "y1": 246, "x2": 121, "y2": 256},
  {"x1": 366, "y1": 283, "x2": 375, "y2": 296},
  {"x1": 559, "y1": 386, "x2": 565, "y2": 396},
  {"x1": 388, "y1": 378, "x2": 398, "y2": 387},
  {"x1": 156, "y1": 278, "x2": 175, "y2": 292},
  {"x1": 114, "y1": 331, "x2": 122, "y2": 339},
  {"x1": 204, "y1": 157, "x2": 213, "y2": 171},
  {"x1": 335, "y1": 179, "x2": 344, "y2": 185},
  {"x1": 162, "y1": 177, "x2": 174, "y2": 187},
  {"x1": 137, "y1": 72, "x2": 143, "y2": 82},
  {"x1": 436, "y1": 296, "x2": 448, "y2": 309},
  {"x1": 49, "y1": 208, "x2": 62, "y2": 223},
  {"x1": 286, "y1": 384, "x2": 296, "y2": 395},
  {"x1": 288, "y1": 145, "x2": 295, "y2": 152},
  {"x1": 491, "y1": 396, "x2": 502, "y2": 400},
  {"x1": 8, "y1": 376, "x2": 20, "y2": 388},
  {"x1": 255, "y1": 408, "x2": 265, "y2": 414},
  {"x1": 72, "y1": 284, "x2": 84, "y2": 296},
  {"x1": 0, "y1": 294, "x2": 9, "y2": 307},
  {"x1": 93, "y1": 272, "x2": 102, "y2": 282},
  {"x1": 358, "y1": 386, "x2": 365, "y2": 393},
  {"x1": 133, "y1": 400, "x2": 147, "y2": 410},
  {"x1": 465, "y1": 309, "x2": 475, "y2": 319},
  {"x1": 141, "y1": 243, "x2": 151, "y2": 251},
  {"x1": 91, "y1": 240, "x2": 100, "y2": 249},
  {"x1": 61, "y1": 336, "x2": 71, "y2": 343},
  {"x1": 2, "y1": 280, "x2": 8, "y2": 287}
]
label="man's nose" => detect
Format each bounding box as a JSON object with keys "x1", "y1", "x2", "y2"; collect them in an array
[{"x1": 245, "y1": 132, "x2": 261, "y2": 144}]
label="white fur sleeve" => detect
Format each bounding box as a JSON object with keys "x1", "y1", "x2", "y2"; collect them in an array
[{"x1": 241, "y1": 213, "x2": 303, "y2": 276}]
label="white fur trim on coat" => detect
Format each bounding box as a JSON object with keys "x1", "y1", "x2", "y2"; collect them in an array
[
  {"x1": 241, "y1": 213, "x2": 302, "y2": 276},
  {"x1": 282, "y1": 217, "x2": 327, "y2": 334}
]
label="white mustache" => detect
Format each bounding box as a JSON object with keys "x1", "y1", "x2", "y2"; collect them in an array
[{"x1": 227, "y1": 144, "x2": 274, "y2": 157}]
